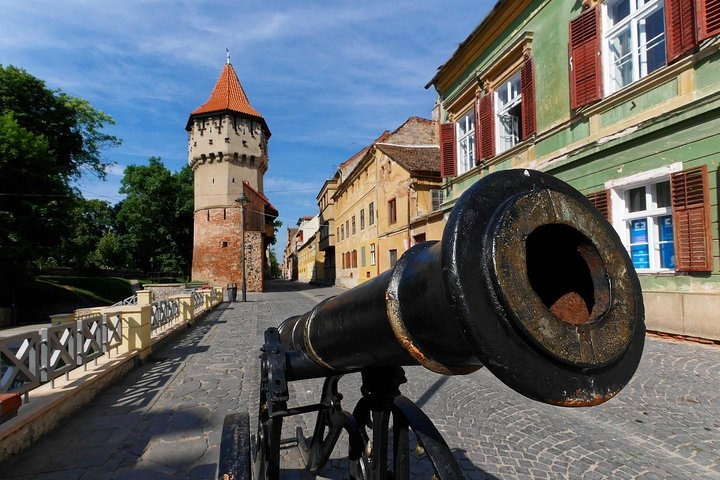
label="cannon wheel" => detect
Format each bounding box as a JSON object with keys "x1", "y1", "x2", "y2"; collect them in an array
[
  {"x1": 351, "y1": 395, "x2": 463, "y2": 480},
  {"x1": 217, "y1": 411, "x2": 251, "y2": 480}
]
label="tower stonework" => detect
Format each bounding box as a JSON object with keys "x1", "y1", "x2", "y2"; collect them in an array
[{"x1": 187, "y1": 62, "x2": 276, "y2": 289}]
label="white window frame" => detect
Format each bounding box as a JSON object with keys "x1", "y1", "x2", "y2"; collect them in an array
[
  {"x1": 606, "y1": 163, "x2": 682, "y2": 273},
  {"x1": 494, "y1": 71, "x2": 522, "y2": 155},
  {"x1": 370, "y1": 243, "x2": 376, "y2": 266},
  {"x1": 431, "y1": 189, "x2": 445, "y2": 212},
  {"x1": 455, "y1": 110, "x2": 475, "y2": 175},
  {"x1": 602, "y1": 0, "x2": 666, "y2": 96}
]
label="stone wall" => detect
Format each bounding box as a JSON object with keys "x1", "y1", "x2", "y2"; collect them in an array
[
  {"x1": 192, "y1": 207, "x2": 264, "y2": 291},
  {"x1": 144, "y1": 284, "x2": 191, "y2": 301}
]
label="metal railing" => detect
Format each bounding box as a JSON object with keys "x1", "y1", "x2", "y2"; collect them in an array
[
  {"x1": 192, "y1": 290, "x2": 204, "y2": 314},
  {"x1": 151, "y1": 299, "x2": 180, "y2": 331},
  {"x1": 112, "y1": 295, "x2": 137, "y2": 307},
  {"x1": 210, "y1": 288, "x2": 220, "y2": 303},
  {"x1": 0, "y1": 313, "x2": 123, "y2": 395}
]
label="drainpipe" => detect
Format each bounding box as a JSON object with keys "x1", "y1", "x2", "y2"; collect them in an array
[{"x1": 407, "y1": 181, "x2": 414, "y2": 251}]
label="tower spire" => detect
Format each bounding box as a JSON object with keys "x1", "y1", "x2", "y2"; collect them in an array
[{"x1": 226, "y1": 48, "x2": 230, "y2": 65}]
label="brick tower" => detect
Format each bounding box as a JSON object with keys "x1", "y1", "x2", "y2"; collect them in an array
[{"x1": 187, "y1": 57, "x2": 277, "y2": 289}]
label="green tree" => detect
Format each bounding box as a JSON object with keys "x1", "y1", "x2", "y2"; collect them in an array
[
  {"x1": 115, "y1": 157, "x2": 193, "y2": 275},
  {"x1": 269, "y1": 249, "x2": 281, "y2": 278},
  {"x1": 59, "y1": 198, "x2": 115, "y2": 269},
  {"x1": 0, "y1": 66, "x2": 120, "y2": 291},
  {"x1": 92, "y1": 232, "x2": 126, "y2": 270}
]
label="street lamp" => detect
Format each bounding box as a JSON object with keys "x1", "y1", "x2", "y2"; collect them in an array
[{"x1": 235, "y1": 193, "x2": 249, "y2": 302}]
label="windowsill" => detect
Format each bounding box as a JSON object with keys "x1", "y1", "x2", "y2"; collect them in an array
[
  {"x1": 636, "y1": 269, "x2": 676, "y2": 275},
  {"x1": 578, "y1": 53, "x2": 694, "y2": 119}
]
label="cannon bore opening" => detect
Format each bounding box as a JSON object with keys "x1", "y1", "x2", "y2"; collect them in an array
[{"x1": 526, "y1": 224, "x2": 609, "y2": 325}]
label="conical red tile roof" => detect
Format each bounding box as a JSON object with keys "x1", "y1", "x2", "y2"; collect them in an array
[{"x1": 191, "y1": 63, "x2": 263, "y2": 118}]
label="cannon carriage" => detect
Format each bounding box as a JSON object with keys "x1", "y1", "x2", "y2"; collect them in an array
[{"x1": 217, "y1": 169, "x2": 645, "y2": 480}]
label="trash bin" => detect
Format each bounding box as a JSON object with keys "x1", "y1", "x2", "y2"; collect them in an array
[{"x1": 227, "y1": 283, "x2": 237, "y2": 302}]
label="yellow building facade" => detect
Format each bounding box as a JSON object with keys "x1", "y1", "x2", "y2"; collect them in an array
[
  {"x1": 297, "y1": 231, "x2": 324, "y2": 284},
  {"x1": 334, "y1": 117, "x2": 442, "y2": 288}
]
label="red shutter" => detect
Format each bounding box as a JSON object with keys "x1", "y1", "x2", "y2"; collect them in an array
[
  {"x1": 478, "y1": 93, "x2": 495, "y2": 161},
  {"x1": 569, "y1": 7, "x2": 602, "y2": 109},
  {"x1": 666, "y1": 0, "x2": 698, "y2": 62},
  {"x1": 521, "y1": 56, "x2": 537, "y2": 140},
  {"x1": 586, "y1": 190, "x2": 612, "y2": 222},
  {"x1": 697, "y1": 0, "x2": 720, "y2": 40},
  {"x1": 439, "y1": 122, "x2": 457, "y2": 177},
  {"x1": 671, "y1": 165, "x2": 713, "y2": 272}
]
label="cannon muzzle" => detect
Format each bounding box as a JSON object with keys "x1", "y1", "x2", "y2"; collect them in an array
[{"x1": 279, "y1": 169, "x2": 644, "y2": 407}]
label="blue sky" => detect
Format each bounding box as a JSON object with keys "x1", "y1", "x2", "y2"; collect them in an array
[{"x1": 0, "y1": 0, "x2": 492, "y2": 256}]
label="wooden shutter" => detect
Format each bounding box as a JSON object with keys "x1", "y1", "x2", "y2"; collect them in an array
[
  {"x1": 520, "y1": 56, "x2": 537, "y2": 140},
  {"x1": 666, "y1": 0, "x2": 698, "y2": 62},
  {"x1": 697, "y1": 0, "x2": 720, "y2": 40},
  {"x1": 569, "y1": 7, "x2": 602, "y2": 109},
  {"x1": 478, "y1": 93, "x2": 495, "y2": 161},
  {"x1": 586, "y1": 190, "x2": 612, "y2": 222},
  {"x1": 439, "y1": 122, "x2": 457, "y2": 177},
  {"x1": 671, "y1": 165, "x2": 713, "y2": 272}
]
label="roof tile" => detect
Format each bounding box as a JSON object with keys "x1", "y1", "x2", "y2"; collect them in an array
[{"x1": 191, "y1": 63, "x2": 263, "y2": 119}]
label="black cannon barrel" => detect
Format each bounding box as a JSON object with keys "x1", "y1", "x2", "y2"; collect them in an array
[{"x1": 279, "y1": 169, "x2": 645, "y2": 407}]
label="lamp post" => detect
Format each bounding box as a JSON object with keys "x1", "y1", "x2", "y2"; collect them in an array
[{"x1": 235, "y1": 193, "x2": 249, "y2": 302}]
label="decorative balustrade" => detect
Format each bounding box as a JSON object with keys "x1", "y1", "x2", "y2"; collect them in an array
[
  {"x1": 1, "y1": 313, "x2": 124, "y2": 394},
  {"x1": 151, "y1": 299, "x2": 180, "y2": 331},
  {"x1": 0, "y1": 287, "x2": 221, "y2": 396},
  {"x1": 192, "y1": 291, "x2": 204, "y2": 313}
]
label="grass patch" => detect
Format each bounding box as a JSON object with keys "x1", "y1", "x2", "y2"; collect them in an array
[
  {"x1": 2, "y1": 276, "x2": 135, "y2": 309},
  {"x1": 36, "y1": 276, "x2": 134, "y2": 305}
]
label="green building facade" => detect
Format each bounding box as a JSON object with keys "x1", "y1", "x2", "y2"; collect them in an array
[{"x1": 428, "y1": 0, "x2": 720, "y2": 340}]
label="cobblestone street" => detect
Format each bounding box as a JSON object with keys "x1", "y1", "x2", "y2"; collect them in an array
[{"x1": 1, "y1": 280, "x2": 718, "y2": 479}]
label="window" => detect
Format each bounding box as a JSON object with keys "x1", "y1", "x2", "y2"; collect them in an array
[
  {"x1": 369, "y1": 203, "x2": 375, "y2": 225},
  {"x1": 336, "y1": 227, "x2": 339, "y2": 240},
  {"x1": 618, "y1": 180, "x2": 674, "y2": 271},
  {"x1": 603, "y1": 0, "x2": 666, "y2": 95},
  {"x1": 352, "y1": 216, "x2": 356, "y2": 235},
  {"x1": 342, "y1": 252, "x2": 346, "y2": 269},
  {"x1": 361, "y1": 246, "x2": 366, "y2": 267},
  {"x1": 345, "y1": 220, "x2": 349, "y2": 236},
  {"x1": 370, "y1": 243, "x2": 376, "y2": 265},
  {"x1": 495, "y1": 72, "x2": 523, "y2": 155},
  {"x1": 413, "y1": 234, "x2": 426, "y2": 245},
  {"x1": 431, "y1": 189, "x2": 445, "y2": 212},
  {"x1": 603, "y1": 164, "x2": 713, "y2": 273},
  {"x1": 388, "y1": 198, "x2": 397, "y2": 224},
  {"x1": 440, "y1": 56, "x2": 536, "y2": 174},
  {"x1": 352, "y1": 250, "x2": 358, "y2": 268},
  {"x1": 570, "y1": 0, "x2": 708, "y2": 109},
  {"x1": 340, "y1": 225, "x2": 344, "y2": 241},
  {"x1": 389, "y1": 249, "x2": 398, "y2": 268},
  {"x1": 455, "y1": 110, "x2": 476, "y2": 175},
  {"x1": 360, "y1": 209, "x2": 365, "y2": 229}
]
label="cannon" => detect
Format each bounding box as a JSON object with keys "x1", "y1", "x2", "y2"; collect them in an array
[{"x1": 217, "y1": 169, "x2": 645, "y2": 480}]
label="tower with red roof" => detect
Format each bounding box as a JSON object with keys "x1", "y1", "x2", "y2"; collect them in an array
[{"x1": 187, "y1": 58, "x2": 277, "y2": 290}]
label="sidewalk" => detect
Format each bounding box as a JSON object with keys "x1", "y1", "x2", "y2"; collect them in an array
[{"x1": 0, "y1": 280, "x2": 718, "y2": 479}]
